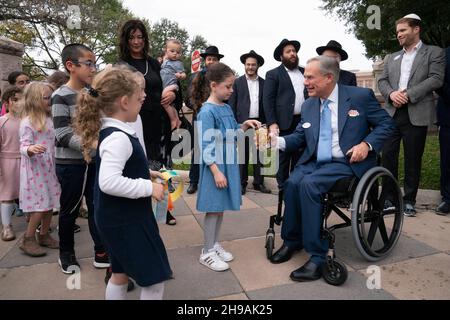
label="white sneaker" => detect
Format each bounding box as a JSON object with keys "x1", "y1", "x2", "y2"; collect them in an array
[
  {"x1": 213, "y1": 243, "x2": 234, "y2": 262},
  {"x1": 199, "y1": 249, "x2": 229, "y2": 271}
]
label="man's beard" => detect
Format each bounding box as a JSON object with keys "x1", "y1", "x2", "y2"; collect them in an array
[{"x1": 282, "y1": 56, "x2": 299, "y2": 70}]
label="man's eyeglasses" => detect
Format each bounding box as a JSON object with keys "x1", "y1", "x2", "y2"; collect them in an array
[
  {"x1": 72, "y1": 60, "x2": 98, "y2": 70},
  {"x1": 16, "y1": 79, "x2": 31, "y2": 85}
]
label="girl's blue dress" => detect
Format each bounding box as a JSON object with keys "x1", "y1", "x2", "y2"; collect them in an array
[{"x1": 196, "y1": 102, "x2": 242, "y2": 212}]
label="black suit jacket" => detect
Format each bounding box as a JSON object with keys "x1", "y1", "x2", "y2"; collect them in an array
[
  {"x1": 437, "y1": 47, "x2": 450, "y2": 127},
  {"x1": 263, "y1": 65, "x2": 308, "y2": 131},
  {"x1": 228, "y1": 75, "x2": 265, "y2": 124},
  {"x1": 339, "y1": 69, "x2": 357, "y2": 87}
]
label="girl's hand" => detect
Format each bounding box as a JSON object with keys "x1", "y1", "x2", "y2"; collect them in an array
[
  {"x1": 27, "y1": 144, "x2": 47, "y2": 157},
  {"x1": 161, "y1": 90, "x2": 176, "y2": 106},
  {"x1": 242, "y1": 119, "x2": 261, "y2": 131},
  {"x1": 214, "y1": 171, "x2": 228, "y2": 189},
  {"x1": 150, "y1": 170, "x2": 165, "y2": 181},
  {"x1": 151, "y1": 182, "x2": 165, "y2": 201}
]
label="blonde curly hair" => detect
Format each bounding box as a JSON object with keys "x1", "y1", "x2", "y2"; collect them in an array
[{"x1": 73, "y1": 67, "x2": 140, "y2": 162}]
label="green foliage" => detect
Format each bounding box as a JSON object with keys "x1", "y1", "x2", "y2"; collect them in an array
[
  {"x1": 0, "y1": 0, "x2": 134, "y2": 76},
  {"x1": 321, "y1": 0, "x2": 450, "y2": 59}
]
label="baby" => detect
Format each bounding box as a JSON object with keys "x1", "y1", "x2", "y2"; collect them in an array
[{"x1": 160, "y1": 39, "x2": 186, "y2": 130}]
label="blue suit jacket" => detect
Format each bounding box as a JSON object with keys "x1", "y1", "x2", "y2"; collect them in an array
[
  {"x1": 437, "y1": 47, "x2": 450, "y2": 127},
  {"x1": 283, "y1": 85, "x2": 395, "y2": 178},
  {"x1": 229, "y1": 75, "x2": 265, "y2": 124},
  {"x1": 263, "y1": 65, "x2": 308, "y2": 131}
]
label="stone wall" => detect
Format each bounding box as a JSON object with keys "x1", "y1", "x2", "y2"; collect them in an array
[{"x1": 0, "y1": 37, "x2": 24, "y2": 95}]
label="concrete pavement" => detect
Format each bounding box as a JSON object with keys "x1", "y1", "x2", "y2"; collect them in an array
[{"x1": 0, "y1": 176, "x2": 449, "y2": 300}]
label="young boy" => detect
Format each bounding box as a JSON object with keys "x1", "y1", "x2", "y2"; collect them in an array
[
  {"x1": 51, "y1": 43, "x2": 109, "y2": 273},
  {"x1": 160, "y1": 39, "x2": 186, "y2": 130}
]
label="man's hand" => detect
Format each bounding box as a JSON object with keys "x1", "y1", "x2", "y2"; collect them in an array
[
  {"x1": 268, "y1": 132, "x2": 279, "y2": 148},
  {"x1": 269, "y1": 123, "x2": 279, "y2": 135},
  {"x1": 389, "y1": 90, "x2": 408, "y2": 106},
  {"x1": 346, "y1": 142, "x2": 370, "y2": 163}
]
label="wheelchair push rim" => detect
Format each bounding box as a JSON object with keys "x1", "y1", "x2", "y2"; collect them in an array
[{"x1": 351, "y1": 167, "x2": 404, "y2": 262}]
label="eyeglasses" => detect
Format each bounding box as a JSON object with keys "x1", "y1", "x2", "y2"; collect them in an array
[
  {"x1": 72, "y1": 60, "x2": 98, "y2": 70},
  {"x1": 16, "y1": 79, "x2": 31, "y2": 85}
]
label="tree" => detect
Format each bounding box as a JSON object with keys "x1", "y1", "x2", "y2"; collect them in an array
[
  {"x1": 0, "y1": 0, "x2": 135, "y2": 78},
  {"x1": 320, "y1": 0, "x2": 450, "y2": 59}
]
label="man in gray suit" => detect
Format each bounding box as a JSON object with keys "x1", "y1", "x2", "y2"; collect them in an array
[{"x1": 378, "y1": 13, "x2": 446, "y2": 217}]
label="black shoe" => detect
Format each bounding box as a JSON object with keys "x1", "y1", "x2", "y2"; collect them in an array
[
  {"x1": 270, "y1": 244, "x2": 302, "y2": 264},
  {"x1": 383, "y1": 199, "x2": 396, "y2": 213},
  {"x1": 59, "y1": 252, "x2": 80, "y2": 274},
  {"x1": 241, "y1": 185, "x2": 247, "y2": 195},
  {"x1": 436, "y1": 201, "x2": 450, "y2": 215},
  {"x1": 290, "y1": 260, "x2": 322, "y2": 282},
  {"x1": 253, "y1": 184, "x2": 272, "y2": 194},
  {"x1": 94, "y1": 251, "x2": 110, "y2": 269},
  {"x1": 104, "y1": 267, "x2": 135, "y2": 292},
  {"x1": 187, "y1": 183, "x2": 198, "y2": 194},
  {"x1": 166, "y1": 211, "x2": 177, "y2": 225}
]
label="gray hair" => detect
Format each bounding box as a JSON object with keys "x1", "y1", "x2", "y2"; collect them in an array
[{"x1": 307, "y1": 56, "x2": 340, "y2": 82}]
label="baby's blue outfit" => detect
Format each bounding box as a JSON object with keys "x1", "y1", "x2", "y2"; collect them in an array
[
  {"x1": 196, "y1": 102, "x2": 242, "y2": 212},
  {"x1": 160, "y1": 60, "x2": 185, "y2": 88}
]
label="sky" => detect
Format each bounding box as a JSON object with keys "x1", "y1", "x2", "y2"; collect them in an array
[{"x1": 122, "y1": 0, "x2": 375, "y2": 76}]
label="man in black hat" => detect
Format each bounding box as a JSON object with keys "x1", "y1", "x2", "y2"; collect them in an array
[
  {"x1": 263, "y1": 39, "x2": 308, "y2": 189},
  {"x1": 229, "y1": 50, "x2": 271, "y2": 195},
  {"x1": 185, "y1": 46, "x2": 224, "y2": 194},
  {"x1": 316, "y1": 40, "x2": 357, "y2": 86}
]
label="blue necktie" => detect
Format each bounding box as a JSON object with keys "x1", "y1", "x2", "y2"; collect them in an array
[{"x1": 317, "y1": 99, "x2": 332, "y2": 163}]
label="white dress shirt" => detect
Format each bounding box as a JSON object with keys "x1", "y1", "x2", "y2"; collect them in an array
[
  {"x1": 99, "y1": 117, "x2": 153, "y2": 199},
  {"x1": 285, "y1": 67, "x2": 305, "y2": 115},
  {"x1": 398, "y1": 40, "x2": 423, "y2": 90},
  {"x1": 127, "y1": 114, "x2": 146, "y2": 157},
  {"x1": 278, "y1": 84, "x2": 345, "y2": 158},
  {"x1": 246, "y1": 75, "x2": 260, "y2": 119}
]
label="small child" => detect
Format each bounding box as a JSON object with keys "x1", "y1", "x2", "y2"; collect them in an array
[
  {"x1": 74, "y1": 67, "x2": 172, "y2": 300},
  {"x1": 19, "y1": 82, "x2": 61, "y2": 256},
  {"x1": 193, "y1": 63, "x2": 260, "y2": 271},
  {"x1": 0, "y1": 86, "x2": 23, "y2": 241},
  {"x1": 160, "y1": 39, "x2": 185, "y2": 130}
]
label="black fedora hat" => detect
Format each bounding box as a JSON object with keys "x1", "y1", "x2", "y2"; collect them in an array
[
  {"x1": 200, "y1": 46, "x2": 224, "y2": 59},
  {"x1": 316, "y1": 40, "x2": 348, "y2": 61},
  {"x1": 273, "y1": 39, "x2": 301, "y2": 61},
  {"x1": 240, "y1": 50, "x2": 265, "y2": 66}
]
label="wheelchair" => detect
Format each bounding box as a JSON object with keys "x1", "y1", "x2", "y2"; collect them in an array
[{"x1": 265, "y1": 166, "x2": 404, "y2": 286}]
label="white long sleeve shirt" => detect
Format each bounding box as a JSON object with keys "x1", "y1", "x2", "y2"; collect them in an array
[{"x1": 98, "y1": 117, "x2": 153, "y2": 199}]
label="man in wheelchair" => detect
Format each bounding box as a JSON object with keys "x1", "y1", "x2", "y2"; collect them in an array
[{"x1": 269, "y1": 56, "x2": 395, "y2": 282}]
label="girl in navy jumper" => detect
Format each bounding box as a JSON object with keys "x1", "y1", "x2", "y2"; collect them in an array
[{"x1": 74, "y1": 68, "x2": 171, "y2": 300}]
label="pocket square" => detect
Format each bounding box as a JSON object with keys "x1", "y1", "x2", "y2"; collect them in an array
[{"x1": 348, "y1": 109, "x2": 360, "y2": 117}]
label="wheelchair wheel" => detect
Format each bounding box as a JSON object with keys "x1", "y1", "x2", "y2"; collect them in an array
[
  {"x1": 322, "y1": 258, "x2": 348, "y2": 286},
  {"x1": 351, "y1": 167, "x2": 404, "y2": 262},
  {"x1": 265, "y1": 229, "x2": 275, "y2": 259}
]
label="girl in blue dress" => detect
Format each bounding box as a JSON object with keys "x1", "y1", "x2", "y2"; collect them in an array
[
  {"x1": 192, "y1": 63, "x2": 260, "y2": 271},
  {"x1": 74, "y1": 67, "x2": 172, "y2": 299}
]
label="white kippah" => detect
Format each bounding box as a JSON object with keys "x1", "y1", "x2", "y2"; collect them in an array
[{"x1": 403, "y1": 13, "x2": 421, "y2": 20}]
